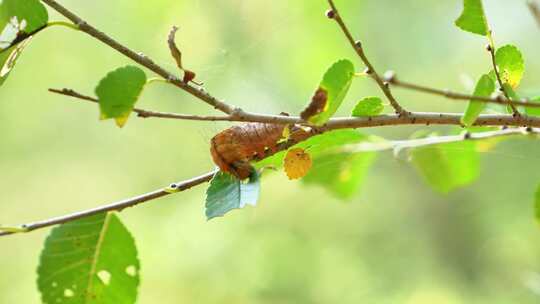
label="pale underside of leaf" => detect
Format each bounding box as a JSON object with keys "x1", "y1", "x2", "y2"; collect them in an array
[{"x1": 205, "y1": 171, "x2": 261, "y2": 219}]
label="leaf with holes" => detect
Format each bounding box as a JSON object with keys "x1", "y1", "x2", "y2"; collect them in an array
[
  {"x1": 95, "y1": 66, "x2": 147, "y2": 128},
  {"x1": 455, "y1": 0, "x2": 489, "y2": 36},
  {"x1": 205, "y1": 171, "x2": 261, "y2": 220},
  {"x1": 284, "y1": 148, "x2": 312, "y2": 180},
  {"x1": 351, "y1": 97, "x2": 384, "y2": 117},
  {"x1": 37, "y1": 213, "x2": 140, "y2": 304},
  {"x1": 0, "y1": 0, "x2": 48, "y2": 86},
  {"x1": 410, "y1": 135, "x2": 480, "y2": 193},
  {"x1": 461, "y1": 74, "x2": 495, "y2": 127},
  {"x1": 308, "y1": 59, "x2": 355, "y2": 125},
  {"x1": 495, "y1": 45, "x2": 524, "y2": 89}
]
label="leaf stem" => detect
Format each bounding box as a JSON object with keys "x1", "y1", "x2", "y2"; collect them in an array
[{"x1": 46, "y1": 20, "x2": 79, "y2": 31}]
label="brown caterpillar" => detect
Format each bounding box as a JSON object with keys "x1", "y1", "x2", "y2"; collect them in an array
[{"x1": 210, "y1": 123, "x2": 311, "y2": 179}]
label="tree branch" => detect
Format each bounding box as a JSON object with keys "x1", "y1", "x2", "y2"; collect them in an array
[
  {"x1": 3, "y1": 126, "x2": 537, "y2": 238},
  {"x1": 383, "y1": 74, "x2": 540, "y2": 109},
  {"x1": 327, "y1": 0, "x2": 407, "y2": 116},
  {"x1": 40, "y1": 0, "x2": 235, "y2": 114},
  {"x1": 529, "y1": 1, "x2": 540, "y2": 28},
  {"x1": 49, "y1": 88, "x2": 540, "y2": 129},
  {"x1": 0, "y1": 171, "x2": 217, "y2": 237},
  {"x1": 9, "y1": 0, "x2": 536, "y2": 240},
  {"x1": 344, "y1": 127, "x2": 539, "y2": 154}
]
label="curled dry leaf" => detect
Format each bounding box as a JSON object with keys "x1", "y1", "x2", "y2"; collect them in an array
[{"x1": 167, "y1": 25, "x2": 198, "y2": 84}]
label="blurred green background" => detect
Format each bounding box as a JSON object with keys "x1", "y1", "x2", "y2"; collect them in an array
[{"x1": 2, "y1": 0, "x2": 540, "y2": 303}]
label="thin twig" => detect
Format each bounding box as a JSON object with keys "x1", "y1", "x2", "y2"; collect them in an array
[
  {"x1": 49, "y1": 88, "x2": 304, "y2": 124},
  {"x1": 528, "y1": 1, "x2": 540, "y2": 28},
  {"x1": 327, "y1": 0, "x2": 407, "y2": 116},
  {"x1": 40, "y1": 0, "x2": 235, "y2": 114},
  {"x1": 49, "y1": 88, "x2": 234, "y2": 122},
  {"x1": 384, "y1": 75, "x2": 540, "y2": 109},
  {"x1": 0, "y1": 171, "x2": 217, "y2": 237},
  {"x1": 344, "y1": 127, "x2": 539, "y2": 154}
]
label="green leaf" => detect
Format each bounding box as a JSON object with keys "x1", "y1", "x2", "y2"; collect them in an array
[
  {"x1": 37, "y1": 213, "x2": 140, "y2": 304},
  {"x1": 410, "y1": 136, "x2": 480, "y2": 193},
  {"x1": 308, "y1": 59, "x2": 355, "y2": 125},
  {"x1": 495, "y1": 45, "x2": 525, "y2": 89},
  {"x1": 535, "y1": 184, "x2": 540, "y2": 224},
  {"x1": 0, "y1": 0, "x2": 48, "y2": 86},
  {"x1": 303, "y1": 151, "x2": 377, "y2": 200},
  {"x1": 525, "y1": 96, "x2": 540, "y2": 117},
  {"x1": 95, "y1": 66, "x2": 147, "y2": 128},
  {"x1": 205, "y1": 171, "x2": 261, "y2": 220},
  {"x1": 455, "y1": 0, "x2": 489, "y2": 36},
  {"x1": 461, "y1": 74, "x2": 495, "y2": 127},
  {"x1": 351, "y1": 97, "x2": 384, "y2": 117}
]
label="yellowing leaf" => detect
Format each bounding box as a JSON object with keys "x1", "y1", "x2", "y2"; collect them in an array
[
  {"x1": 495, "y1": 45, "x2": 525, "y2": 89},
  {"x1": 284, "y1": 148, "x2": 312, "y2": 180}
]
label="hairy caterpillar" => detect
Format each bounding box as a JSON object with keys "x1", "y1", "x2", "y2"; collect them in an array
[{"x1": 210, "y1": 122, "x2": 311, "y2": 179}]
